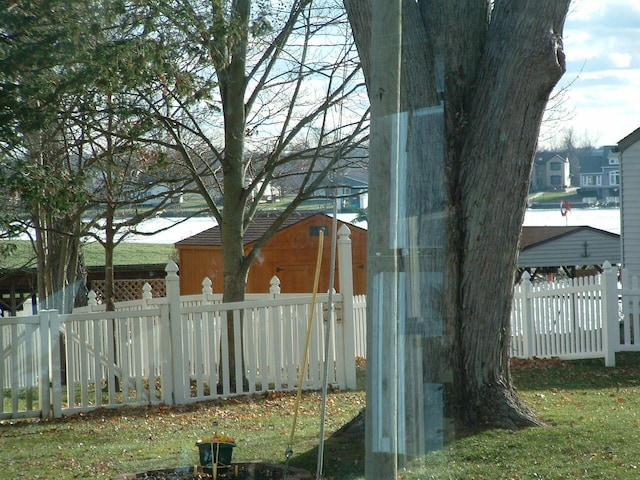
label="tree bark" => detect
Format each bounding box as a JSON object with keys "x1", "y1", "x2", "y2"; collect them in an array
[
  {"x1": 345, "y1": 0, "x2": 571, "y2": 437},
  {"x1": 452, "y1": 0, "x2": 570, "y2": 429},
  {"x1": 218, "y1": 0, "x2": 252, "y2": 391}
]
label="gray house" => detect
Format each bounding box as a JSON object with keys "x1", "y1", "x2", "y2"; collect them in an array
[
  {"x1": 577, "y1": 146, "x2": 620, "y2": 204},
  {"x1": 618, "y1": 128, "x2": 640, "y2": 279}
]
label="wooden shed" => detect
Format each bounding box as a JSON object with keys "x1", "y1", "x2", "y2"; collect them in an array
[
  {"x1": 175, "y1": 212, "x2": 367, "y2": 295},
  {"x1": 518, "y1": 225, "x2": 620, "y2": 275}
]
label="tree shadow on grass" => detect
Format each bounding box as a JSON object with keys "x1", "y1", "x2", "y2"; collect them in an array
[{"x1": 289, "y1": 411, "x2": 365, "y2": 480}]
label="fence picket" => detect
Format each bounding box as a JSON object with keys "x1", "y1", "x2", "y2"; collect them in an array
[
  {"x1": 272, "y1": 304, "x2": 284, "y2": 391},
  {"x1": 106, "y1": 317, "x2": 117, "y2": 405},
  {"x1": 258, "y1": 307, "x2": 269, "y2": 391},
  {"x1": 245, "y1": 308, "x2": 257, "y2": 394}
]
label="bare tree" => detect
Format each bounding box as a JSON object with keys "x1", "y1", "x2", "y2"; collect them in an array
[{"x1": 124, "y1": 0, "x2": 369, "y2": 388}]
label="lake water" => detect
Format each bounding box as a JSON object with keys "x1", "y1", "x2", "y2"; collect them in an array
[
  {"x1": 523, "y1": 207, "x2": 620, "y2": 234},
  {"x1": 129, "y1": 208, "x2": 621, "y2": 244},
  {"x1": 14, "y1": 208, "x2": 621, "y2": 244}
]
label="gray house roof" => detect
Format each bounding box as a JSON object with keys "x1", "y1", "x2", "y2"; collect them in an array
[
  {"x1": 618, "y1": 127, "x2": 640, "y2": 152},
  {"x1": 519, "y1": 226, "x2": 620, "y2": 268},
  {"x1": 578, "y1": 155, "x2": 604, "y2": 174}
]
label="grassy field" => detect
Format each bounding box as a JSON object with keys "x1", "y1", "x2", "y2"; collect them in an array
[
  {"x1": 0, "y1": 241, "x2": 176, "y2": 269},
  {"x1": 2, "y1": 355, "x2": 640, "y2": 479},
  {"x1": 0, "y1": 192, "x2": 331, "y2": 270}
]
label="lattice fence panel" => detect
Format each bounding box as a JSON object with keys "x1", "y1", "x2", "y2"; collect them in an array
[{"x1": 91, "y1": 279, "x2": 166, "y2": 302}]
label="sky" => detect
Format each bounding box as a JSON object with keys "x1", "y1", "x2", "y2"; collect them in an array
[{"x1": 543, "y1": 0, "x2": 640, "y2": 147}]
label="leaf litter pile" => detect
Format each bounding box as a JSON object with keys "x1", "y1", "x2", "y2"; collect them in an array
[{"x1": 0, "y1": 389, "x2": 364, "y2": 479}]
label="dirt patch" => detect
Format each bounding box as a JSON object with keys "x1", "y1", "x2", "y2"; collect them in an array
[
  {"x1": 111, "y1": 463, "x2": 311, "y2": 480},
  {"x1": 511, "y1": 356, "x2": 568, "y2": 370}
]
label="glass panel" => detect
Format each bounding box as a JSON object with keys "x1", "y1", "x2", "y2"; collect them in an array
[{"x1": 367, "y1": 1, "x2": 448, "y2": 476}]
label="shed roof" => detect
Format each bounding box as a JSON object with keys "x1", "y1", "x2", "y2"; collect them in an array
[
  {"x1": 175, "y1": 211, "x2": 364, "y2": 247},
  {"x1": 520, "y1": 226, "x2": 616, "y2": 249}
]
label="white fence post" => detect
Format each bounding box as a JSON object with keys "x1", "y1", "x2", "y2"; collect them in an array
[
  {"x1": 270, "y1": 275, "x2": 281, "y2": 296},
  {"x1": 142, "y1": 282, "x2": 152, "y2": 306},
  {"x1": 337, "y1": 224, "x2": 357, "y2": 389},
  {"x1": 202, "y1": 277, "x2": 213, "y2": 297},
  {"x1": 87, "y1": 290, "x2": 98, "y2": 311},
  {"x1": 165, "y1": 261, "x2": 182, "y2": 404},
  {"x1": 520, "y1": 272, "x2": 534, "y2": 359},
  {"x1": 602, "y1": 261, "x2": 618, "y2": 367}
]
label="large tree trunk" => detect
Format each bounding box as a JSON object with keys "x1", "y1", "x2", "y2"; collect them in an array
[
  {"x1": 218, "y1": 0, "x2": 251, "y2": 391},
  {"x1": 345, "y1": 0, "x2": 571, "y2": 446},
  {"x1": 103, "y1": 203, "x2": 121, "y2": 391},
  {"x1": 220, "y1": 205, "x2": 249, "y2": 392},
  {"x1": 104, "y1": 203, "x2": 117, "y2": 312},
  {"x1": 452, "y1": 2, "x2": 570, "y2": 428}
]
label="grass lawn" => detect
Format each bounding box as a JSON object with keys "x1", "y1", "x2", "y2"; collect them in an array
[
  {"x1": 530, "y1": 190, "x2": 586, "y2": 206},
  {"x1": 0, "y1": 241, "x2": 176, "y2": 269},
  {"x1": 2, "y1": 355, "x2": 640, "y2": 479}
]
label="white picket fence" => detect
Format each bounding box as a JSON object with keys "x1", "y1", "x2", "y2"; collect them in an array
[
  {"x1": 1, "y1": 226, "x2": 363, "y2": 420},
  {"x1": 511, "y1": 261, "x2": 640, "y2": 366},
  {"x1": 5, "y1": 237, "x2": 635, "y2": 421},
  {"x1": 1, "y1": 270, "x2": 361, "y2": 420}
]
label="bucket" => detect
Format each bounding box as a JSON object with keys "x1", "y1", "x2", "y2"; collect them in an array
[{"x1": 196, "y1": 441, "x2": 235, "y2": 470}]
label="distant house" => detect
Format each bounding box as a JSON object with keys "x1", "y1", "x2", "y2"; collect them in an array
[
  {"x1": 175, "y1": 212, "x2": 368, "y2": 295},
  {"x1": 518, "y1": 226, "x2": 620, "y2": 277},
  {"x1": 618, "y1": 128, "x2": 640, "y2": 278},
  {"x1": 333, "y1": 169, "x2": 368, "y2": 211},
  {"x1": 577, "y1": 146, "x2": 620, "y2": 204},
  {"x1": 313, "y1": 167, "x2": 368, "y2": 212},
  {"x1": 530, "y1": 151, "x2": 571, "y2": 191}
]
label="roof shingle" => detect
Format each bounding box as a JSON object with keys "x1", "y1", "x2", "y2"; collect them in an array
[{"x1": 175, "y1": 211, "x2": 324, "y2": 247}]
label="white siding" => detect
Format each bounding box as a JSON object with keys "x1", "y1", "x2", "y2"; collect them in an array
[
  {"x1": 621, "y1": 141, "x2": 640, "y2": 278},
  {"x1": 518, "y1": 230, "x2": 620, "y2": 267}
]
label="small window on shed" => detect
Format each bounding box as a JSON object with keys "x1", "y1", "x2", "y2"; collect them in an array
[{"x1": 309, "y1": 226, "x2": 328, "y2": 236}]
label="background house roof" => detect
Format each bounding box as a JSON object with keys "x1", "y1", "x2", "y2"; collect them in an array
[
  {"x1": 578, "y1": 155, "x2": 605, "y2": 174},
  {"x1": 534, "y1": 151, "x2": 566, "y2": 164}
]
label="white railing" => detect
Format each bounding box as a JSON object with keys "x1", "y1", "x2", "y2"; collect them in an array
[
  {"x1": 0, "y1": 313, "x2": 50, "y2": 419},
  {"x1": 1, "y1": 276, "x2": 356, "y2": 420},
  {"x1": 353, "y1": 294, "x2": 367, "y2": 358},
  {"x1": 1, "y1": 225, "x2": 360, "y2": 420},
  {"x1": 6, "y1": 236, "x2": 633, "y2": 421},
  {"x1": 511, "y1": 261, "x2": 640, "y2": 366}
]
